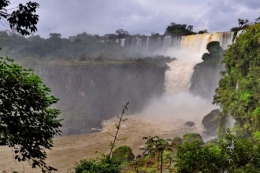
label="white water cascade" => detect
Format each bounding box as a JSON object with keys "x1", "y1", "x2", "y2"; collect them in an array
[
  {"x1": 116, "y1": 31, "x2": 235, "y2": 55},
  {"x1": 102, "y1": 32, "x2": 235, "y2": 142},
  {"x1": 180, "y1": 32, "x2": 234, "y2": 53}
]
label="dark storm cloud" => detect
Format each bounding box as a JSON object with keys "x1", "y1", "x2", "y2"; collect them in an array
[{"x1": 0, "y1": 0, "x2": 260, "y2": 37}]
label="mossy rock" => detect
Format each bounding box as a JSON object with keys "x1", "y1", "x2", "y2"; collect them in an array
[
  {"x1": 205, "y1": 138, "x2": 218, "y2": 145},
  {"x1": 112, "y1": 145, "x2": 135, "y2": 163},
  {"x1": 183, "y1": 133, "x2": 203, "y2": 143},
  {"x1": 202, "y1": 109, "x2": 220, "y2": 136},
  {"x1": 171, "y1": 136, "x2": 182, "y2": 147}
]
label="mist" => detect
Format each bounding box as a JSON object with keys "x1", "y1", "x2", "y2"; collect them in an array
[
  {"x1": 141, "y1": 47, "x2": 216, "y2": 121},
  {"x1": 141, "y1": 93, "x2": 216, "y2": 121},
  {"x1": 102, "y1": 46, "x2": 218, "y2": 140}
]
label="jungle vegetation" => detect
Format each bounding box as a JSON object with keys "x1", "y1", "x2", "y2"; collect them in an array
[{"x1": 214, "y1": 23, "x2": 260, "y2": 138}]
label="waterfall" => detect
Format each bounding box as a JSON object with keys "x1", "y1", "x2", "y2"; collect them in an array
[
  {"x1": 111, "y1": 32, "x2": 235, "y2": 139},
  {"x1": 146, "y1": 37, "x2": 149, "y2": 50},
  {"x1": 219, "y1": 32, "x2": 234, "y2": 50},
  {"x1": 163, "y1": 35, "x2": 172, "y2": 49},
  {"x1": 121, "y1": 39, "x2": 126, "y2": 47},
  {"x1": 165, "y1": 61, "x2": 197, "y2": 94},
  {"x1": 180, "y1": 32, "x2": 234, "y2": 53},
  {"x1": 234, "y1": 30, "x2": 244, "y2": 42},
  {"x1": 115, "y1": 31, "x2": 234, "y2": 55},
  {"x1": 172, "y1": 36, "x2": 182, "y2": 48},
  {"x1": 164, "y1": 32, "x2": 235, "y2": 95},
  {"x1": 136, "y1": 37, "x2": 142, "y2": 50}
]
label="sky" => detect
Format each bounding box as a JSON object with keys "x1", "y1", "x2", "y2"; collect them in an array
[{"x1": 1, "y1": 0, "x2": 260, "y2": 38}]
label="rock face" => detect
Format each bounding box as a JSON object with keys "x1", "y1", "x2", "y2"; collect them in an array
[
  {"x1": 190, "y1": 61, "x2": 223, "y2": 100},
  {"x1": 30, "y1": 62, "x2": 167, "y2": 135},
  {"x1": 190, "y1": 41, "x2": 224, "y2": 100},
  {"x1": 202, "y1": 109, "x2": 220, "y2": 136}
]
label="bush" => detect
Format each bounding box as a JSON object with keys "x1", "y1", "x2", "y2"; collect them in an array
[
  {"x1": 112, "y1": 146, "x2": 135, "y2": 164},
  {"x1": 171, "y1": 137, "x2": 182, "y2": 148},
  {"x1": 74, "y1": 154, "x2": 120, "y2": 173},
  {"x1": 182, "y1": 133, "x2": 203, "y2": 143},
  {"x1": 202, "y1": 41, "x2": 224, "y2": 62},
  {"x1": 176, "y1": 129, "x2": 260, "y2": 173}
]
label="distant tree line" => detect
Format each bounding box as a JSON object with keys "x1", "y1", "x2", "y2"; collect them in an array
[
  {"x1": 0, "y1": 22, "x2": 197, "y2": 61},
  {"x1": 0, "y1": 30, "x2": 135, "y2": 60}
]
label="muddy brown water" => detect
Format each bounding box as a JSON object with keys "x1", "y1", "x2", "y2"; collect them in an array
[
  {"x1": 1, "y1": 57, "x2": 217, "y2": 172},
  {"x1": 0, "y1": 113, "x2": 214, "y2": 173}
]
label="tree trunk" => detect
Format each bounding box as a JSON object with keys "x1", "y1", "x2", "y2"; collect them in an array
[
  {"x1": 160, "y1": 151, "x2": 163, "y2": 173},
  {"x1": 157, "y1": 152, "x2": 160, "y2": 171}
]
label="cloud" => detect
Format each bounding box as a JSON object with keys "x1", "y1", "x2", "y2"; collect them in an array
[
  {"x1": 199, "y1": 0, "x2": 260, "y2": 32},
  {"x1": 231, "y1": 0, "x2": 260, "y2": 10},
  {"x1": 0, "y1": 0, "x2": 260, "y2": 37},
  {"x1": 200, "y1": 1, "x2": 237, "y2": 32}
]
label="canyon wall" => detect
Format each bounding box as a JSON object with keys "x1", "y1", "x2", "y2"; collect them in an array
[{"x1": 28, "y1": 61, "x2": 168, "y2": 135}]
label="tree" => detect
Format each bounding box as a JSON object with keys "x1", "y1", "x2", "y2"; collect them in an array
[
  {"x1": 187, "y1": 25, "x2": 193, "y2": 32},
  {"x1": 0, "y1": 55, "x2": 62, "y2": 172},
  {"x1": 213, "y1": 24, "x2": 260, "y2": 137},
  {"x1": 0, "y1": 1, "x2": 62, "y2": 172},
  {"x1": 255, "y1": 16, "x2": 260, "y2": 23},
  {"x1": 115, "y1": 29, "x2": 129, "y2": 38},
  {"x1": 238, "y1": 18, "x2": 249, "y2": 27},
  {"x1": 141, "y1": 136, "x2": 172, "y2": 173},
  {"x1": 198, "y1": 29, "x2": 208, "y2": 34},
  {"x1": 0, "y1": 0, "x2": 39, "y2": 36},
  {"x1": 230, "y1": 18, "x2": 249, "y2": 32},
  {"x1": 165, "y1": 22, "x2": 194, "y2": 36}
]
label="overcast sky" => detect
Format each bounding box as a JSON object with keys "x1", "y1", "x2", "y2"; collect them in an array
[{"x1": 1, "y1": 0, "x2": 260, "y2": 38}]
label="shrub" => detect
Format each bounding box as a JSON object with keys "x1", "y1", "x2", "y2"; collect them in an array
[
  {"x1": 74, "y1": 154, "x2": 120, "y2": 173},
  {"x1": 112, "y1": 146, "x2": 135, "y2": 164},
  {"x1": 182, "y1": 133, "x2": 203, "y2": 143},
  {"x1": 176, "y1": 129, "x2": 260, "y2": 173}
]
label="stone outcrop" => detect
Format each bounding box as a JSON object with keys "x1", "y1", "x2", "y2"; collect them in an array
[
  {"x1": 184, "y1": 121, "x2": 195, "y2": 127},
  {"x1": 190, "y1": 61, "x2": 223, "y2": 100},
  {"x1": 202, "y1": 109, "x2": 220, "y2": 136}
]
